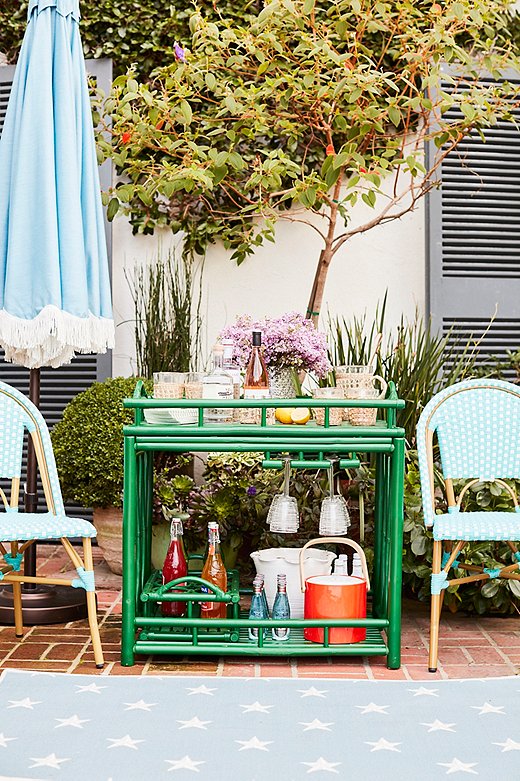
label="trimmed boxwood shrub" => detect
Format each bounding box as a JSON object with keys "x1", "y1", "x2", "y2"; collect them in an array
[{"x1": 51, "y1": 376, "x2": 150, "y2": 508}]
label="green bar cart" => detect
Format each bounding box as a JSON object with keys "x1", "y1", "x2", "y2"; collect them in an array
[{"x1": 121, "y1": 384, "x2": 406, "y2": 668}]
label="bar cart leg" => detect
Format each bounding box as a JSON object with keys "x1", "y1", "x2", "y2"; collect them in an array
[
  {"x1": 372, "y1": 453, "x2": 386, "y2": 618},
  {"x1": 387, "y1": 437, "x2": 405, "y2": 669},
  {"x1": 122, "y1": 436, "x2": 138, "y2": 667}
]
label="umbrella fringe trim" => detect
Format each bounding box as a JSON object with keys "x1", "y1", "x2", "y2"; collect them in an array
[{"x1": 0, "y1": 305, "x2": 114, "y2": 368}]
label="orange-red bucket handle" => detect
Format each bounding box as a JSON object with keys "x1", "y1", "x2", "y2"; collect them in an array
[{"x1": 299, "y1": 537, "x2": 370, "y2": 593}]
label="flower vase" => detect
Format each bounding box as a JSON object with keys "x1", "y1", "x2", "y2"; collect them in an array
[{"x1": 268, "y1": 366, "x2": 297, "y2": 398}]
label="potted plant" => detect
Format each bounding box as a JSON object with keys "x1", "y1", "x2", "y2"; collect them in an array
[
  {"x1": 220, "y1": 311, "x2": 330, "y2": 397},
  {"x1": 51, "y1": 376, "x2": 151, "y2": 574}
]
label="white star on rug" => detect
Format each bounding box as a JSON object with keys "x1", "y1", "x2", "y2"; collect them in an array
[
  {"x1": 298, "y1": 686, "x2": 327, "y2": 698},
  {"x1": 165, "y1": 756, "x2": 205, "y2": 772},
  {"x1": 106, "y1": 734, "x2": 144, "y2": 750},
  {"x1": 409, "y1": 687, "x2": 439, "y2": 697},
  {"x1": 299, "y1": 719, "x2": 334, "y2": 732},
  {"x1": 421, "y1": 720, "x2": 456, "y2": 733},
  {"x1": 301, "y1": 757, "x2": 341, "y2": 774},
  {"x1": 365, "y1": 738, "x2": 401, "y2": 752},
  {"x1": 471, "y1": 702, "x2": 505, "y2": 715},
  {"x1": 7, "y1": 697, "x2": 41, "y2": 709},
  {"x1": 186, "y1": 685, "x2": 216, "y2": 696},
  {"x1": 124, "y1": 700, "x2": 157, "y2": 711},
  {"x1": 493, "y1": 738, "x2": 520, "y2": 752},
  {"x1": 55, "y1": 714, "x2": 90, "y2": 729},
  {"x1": 29, "y1": 753, "x2": 70, "y2": 769},
  {"x1": 0, "y1": 733, "x2": 16, "y2": 747},
  {"x1": 356, "y1": 703, "x2": 389, "y2": 715},
  {"x1": 240, "y1": 702, "x2": 273, "y2": 713},
  {"x1": 177, "y1": 716, "x2": 212, "y2": 730},
  {"x1": 75, "y1": 683, "x2": 106, "y2": 694},
  {"x1": 437, "y1": 758, "x2": 478, "y2": 775},
  {"x1": 236, "y1": 736, "x2": 273, "y2": 751}
]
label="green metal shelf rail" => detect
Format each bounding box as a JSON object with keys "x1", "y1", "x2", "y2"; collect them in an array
[{"x1": 121, "y1": 380, "x2": 406, "y2": 668}]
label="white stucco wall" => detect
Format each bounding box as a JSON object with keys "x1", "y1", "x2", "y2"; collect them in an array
[{"x1": 111, "y1": 192, "x2": 426, "y2": 377}]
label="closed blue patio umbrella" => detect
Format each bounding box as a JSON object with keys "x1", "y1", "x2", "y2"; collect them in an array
[
  {"x1": 0, "y1": 0, "x2": 114, "y2": 620},
  {"x1": 0, "y1": 0, "x2": 114, "y2": 369}
]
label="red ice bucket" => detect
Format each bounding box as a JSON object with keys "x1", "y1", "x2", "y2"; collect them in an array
[{"x1": 300, "y1": 538, "x2": 369, "y2": 644}]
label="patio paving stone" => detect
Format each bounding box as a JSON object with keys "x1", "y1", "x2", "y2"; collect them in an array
[{"x1": 0, "y1": 545, "x2": 518, "y2": 679}]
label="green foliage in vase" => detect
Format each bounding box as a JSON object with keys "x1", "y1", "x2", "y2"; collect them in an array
[
  {"x1": 97, "y1": 0, "x2": 519, "y2": 319},
  {"x1": 51, "y1": 376, "x2": 151, "y2": 509}
]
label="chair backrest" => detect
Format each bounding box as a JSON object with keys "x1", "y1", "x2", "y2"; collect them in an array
[
  {"x1": 0, "y1": 381, "x2": 65, "y2": 515},
  {"x1": 417, "y1": 379, "x2": 520, "y2": 526}
]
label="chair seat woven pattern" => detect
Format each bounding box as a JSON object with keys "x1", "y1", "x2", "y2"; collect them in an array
[
  {"x1": 0, "y1": 512, "x2": 96, "y2": 541},
  {"x1": 433, "y1": 511, "x2": 520, "y2": 542}
]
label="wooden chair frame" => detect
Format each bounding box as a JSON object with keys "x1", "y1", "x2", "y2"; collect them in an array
[{"x1": 0, "y1": 385, "x2": 103, "y2": 668}]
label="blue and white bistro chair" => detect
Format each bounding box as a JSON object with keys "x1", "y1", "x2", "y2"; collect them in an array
[
  {"x1": 417, "y1": 378, "x2": 520, "y2": 673},
  {"x1": 0, "y1": 381, "x2": 103, "y2": 667}
]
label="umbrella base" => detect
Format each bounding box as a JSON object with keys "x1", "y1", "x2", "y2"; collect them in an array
[{"x1": 0, "y1": 584, "x2": 87, "y2": 625}]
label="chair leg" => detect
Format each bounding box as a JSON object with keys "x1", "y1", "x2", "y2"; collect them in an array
[
  {"x1": 429, "y1": 540, "x2": 443, "y2": 673},
  {"x1": 12, "y1": 581, "x2": 23, "y2": 638},
  {"x1": 82, "y1": 538, "x2": 104, "y2": 669}
]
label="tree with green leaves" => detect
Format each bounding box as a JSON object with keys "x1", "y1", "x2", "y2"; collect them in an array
[{"x1": 98, "y1": 0, "x2": 519, "y2": 321}]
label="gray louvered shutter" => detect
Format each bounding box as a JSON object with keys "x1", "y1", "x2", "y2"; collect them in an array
[
  {"x1": 427, "y1": 74, "x2": 520, "y2": 377},
  {"x1": 0, "y1": 59, "x2": 113, "y2": 518}
]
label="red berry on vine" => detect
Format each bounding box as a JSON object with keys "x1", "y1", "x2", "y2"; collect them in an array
[
  {"x1": 122, "y1": 132, "x2": 132, "y2": 145},
  {"x1": 326, "y1": 143, "x2": 335, "y2": 156}
]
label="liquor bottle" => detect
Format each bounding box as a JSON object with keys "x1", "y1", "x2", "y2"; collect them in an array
[
  {"x1": 200, "y1": 522, "x2": 228, "y2": 619},
  {"x1": 248, "y1": 578, "x2": 268, "y2": 640},
  {"x1": 271, "y1": 573, "x2": 290, "y2": 641},
  {"x1": 202, "y1": 345, "x2": 233, "y2": 423},
  {"x1": 221, "y1": 338, "x2": 242, "y2": 398},
  {"x1": 161, "y1": 517, "x2": 188, "y2": 617},
  {"x1": 333, "y1": 554, "x2": 348, "y2": 576},
  {"x1": 352, "y1": 552, "x2": 364, "y2": 580},
  {"x1": 243, "y1": 331, "x2": 269, "y2": 399}
]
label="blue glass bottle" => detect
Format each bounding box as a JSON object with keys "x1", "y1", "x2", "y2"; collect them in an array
[
  {"x1": 256, "y1": 573, "x2": 269, "y2": 616},
  {"x1": 271, "y1": 574, "x2": 290, "y2": 641},
  {"x1": 248, "y1": 579, "x2": 268, "y2": 641}
]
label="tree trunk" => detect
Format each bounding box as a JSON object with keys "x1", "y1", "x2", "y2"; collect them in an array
[
  {"x1": 305, "y1": 180, "x2": 341, "y2": 325},
  {"x1": 306, "y1": 245, "x2": 334, "y2": 327}
]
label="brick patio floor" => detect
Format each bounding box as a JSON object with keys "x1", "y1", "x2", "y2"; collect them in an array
[{"x1": 0, "y1": 545, "x2": 518, "y2": 679}]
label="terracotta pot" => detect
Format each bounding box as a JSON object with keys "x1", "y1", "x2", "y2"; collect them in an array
[{"x1": 93, "y1": 507, "x2": 123, "y2": 575}]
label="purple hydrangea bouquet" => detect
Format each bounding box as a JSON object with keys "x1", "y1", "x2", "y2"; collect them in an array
[{"x1": 219, "y1": 312, "x2": 330, "y2": 377}]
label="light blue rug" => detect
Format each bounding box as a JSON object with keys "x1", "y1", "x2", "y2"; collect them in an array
[{"x1": 0, "y1": 670, "x2": 519, "y2": 780}]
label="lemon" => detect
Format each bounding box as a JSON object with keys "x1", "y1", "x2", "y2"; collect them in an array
[
  {"x1": 291, "y1": 407, "x2": 311, "y2": 425},
  {"x1": 275, "y1": 407, "x2": 294, "y2": 424}
]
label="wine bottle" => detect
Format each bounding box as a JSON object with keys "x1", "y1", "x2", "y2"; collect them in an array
[
  {"x1": 161, "y1": 518, "x2": 188, "y2": 617},
  {"x1": 200, "y1": 522, "x2": 227, "y2": 619},
  {"x1": 243, "y1": 331, "x2": 269, "y2": 399}
]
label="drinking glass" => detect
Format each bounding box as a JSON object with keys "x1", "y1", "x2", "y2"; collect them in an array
[
  {"x1": 184, "y1": 372, "x2": 204, "y2": 399},
  {"x1": 319, "y1": 461, "x2": 350, "y2": 536},
  {"x1": 267, "y1": 458, "x2": 299, "y2": 533},
  {"x1": 312, "y1": 387, "x2": 343, "y2": 426},
  {"x1": 153, "y1": 372, "x2": 186, "y2": 399}
]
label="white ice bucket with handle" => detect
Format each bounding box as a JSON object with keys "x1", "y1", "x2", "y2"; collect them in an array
[{"x1": 250, "y1": 547, "x2": 336, "y2": 618}]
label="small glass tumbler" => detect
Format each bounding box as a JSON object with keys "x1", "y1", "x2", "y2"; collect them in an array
[
  {"x1": 348, "y1": 385, "x2": 384, "y2": 427},
  {"x1": 312, "y1": 387, "x2": 343, "y2": 426},
  {"x1": 153, "y1": 372, "x2": 186, "y2": 399},
  {"x1": 184, "y1": 372, "x2": 204, "y2": 400}
]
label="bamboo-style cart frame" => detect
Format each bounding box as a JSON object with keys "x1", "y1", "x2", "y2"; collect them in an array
[{"x1": 121, "y1": 382, "x2": 406, "y2": 668}]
